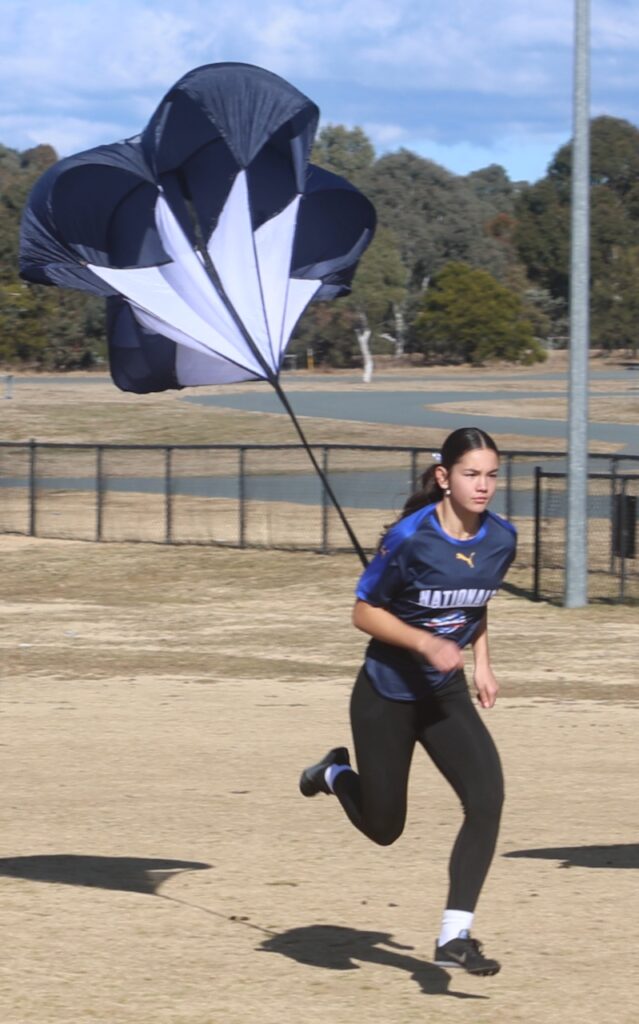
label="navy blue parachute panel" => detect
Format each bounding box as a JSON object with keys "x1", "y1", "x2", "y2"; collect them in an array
[
  {"x1": 142, "y1": 88, "x2": 225, "y2": 176},
  {"x1": 19, "y1": 139, "x2": 168, "y2": 287},
  {"x1": 19, "y1": 203, "x2": 111, "y2": 291},
  {"x1": 107, "y1": 299, "x2": 181, "y2": 394},
  {"x1": 258, "y1": 111, "x2": 318, "y2": 193},
  {"x1": 158, "y1": 137, "x2": 239, "y2": 245},
  {"x1": 143, "y1": 63, "x2": 318, "y2": 181},
  {"x1": 246, "y1": 139, "x2": 297, "y2": 231},
  {"x1": 292, "y1": 165, "x2": 375, "y2": 294},
  {"x1": 52, "y1": 168, "x2": 162, "y2": 268}
]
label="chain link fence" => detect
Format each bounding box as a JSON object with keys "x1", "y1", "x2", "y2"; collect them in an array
[
  {"x1": 1, "y1": 440, "x2": 638, "y2": 601},
  {"x1": 533, "y1": 468, "x2": 639, "y2": 603}
]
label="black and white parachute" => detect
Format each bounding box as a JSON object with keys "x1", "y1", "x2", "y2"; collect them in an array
[{"x1": 19, "y1": 62, "x2": 376, "y2": 562}]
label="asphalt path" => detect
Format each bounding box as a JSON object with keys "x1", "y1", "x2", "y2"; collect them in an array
[
  {"x1": 185, "y1": 378, "x2": 639, "y2": 454},
  {"x1": 4, "y1": 370, "x2": 637, "y2": 517},
  {"x1": 7, "y1": 368, "x2": 639, "y2": 454}
]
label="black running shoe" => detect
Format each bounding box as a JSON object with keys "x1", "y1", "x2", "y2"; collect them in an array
[
  {"x1": 299, "y1": 747, "x2": 350, "y2": 797},
  {"x1": 433, "y1": 933, "x2": 501, "y2": 976}
]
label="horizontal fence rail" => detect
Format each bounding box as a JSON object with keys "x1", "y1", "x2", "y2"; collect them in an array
[{"x1": 1, "y1": 440, "x2": 638, "y2": 602}]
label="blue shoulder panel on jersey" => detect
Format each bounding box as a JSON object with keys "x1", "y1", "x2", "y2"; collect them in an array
[
  {"x1": 355, "y1": 504, "x2": 435, "y2": 600},
  {"x1": 485, "y1": 509, "x2": 518, "y2": 537}
]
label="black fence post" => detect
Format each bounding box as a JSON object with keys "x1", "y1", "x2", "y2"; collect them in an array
[
  {"x1": 96, "y1": 445, "x2": 104, "y2": 541},
  {"x1": 533, "y1": 466, "x2": 542, "y2": 601},
  {"x1": 238, "y1": 447, "x2": 246, "y2": 548},
  {"x1": 618, "y1": 477, "x2": 627, "y2": 602},
  {"x1": 505, "y1": 453, "x2": 513, "y2": 521},
  {"x1": 610, "y1": 456, "x2": 618, "y2": 573},
  {"x1": 321, "y1": 446, "x2": 329, "y2": 554},
  {"x1": 165, "y1": 446, "x2": 173, "y2": 544},
  {"x1": 28, "y1": 438, "x2": 37, "y2": 537},
  {"x1": 410, "y1": 449, "x2": 418, "y2": 494}
]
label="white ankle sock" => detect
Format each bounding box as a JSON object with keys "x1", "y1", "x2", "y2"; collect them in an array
[
  {"x1": 324, "y1": 763, "x2": 352, "y2": 793},
  {"x1": 438, "y1": 909, "x2": 474, "y2": 947}
]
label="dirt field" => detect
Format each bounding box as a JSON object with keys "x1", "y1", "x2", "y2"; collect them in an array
[
  {"x1": 1, "y1": 535, "x2": 638, "y2": 1024},
  {"x1": 1, "y1": 353, "x2": 637, "y2": 1022}
]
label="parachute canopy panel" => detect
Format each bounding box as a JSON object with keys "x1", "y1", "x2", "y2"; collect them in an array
[{"x1": 19, "y1": 62, "x2": 376, "y2": 394}]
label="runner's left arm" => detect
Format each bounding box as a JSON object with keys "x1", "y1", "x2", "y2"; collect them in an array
[{"x1": 471, "y1": 612, "x2": 499, "y2": 709}]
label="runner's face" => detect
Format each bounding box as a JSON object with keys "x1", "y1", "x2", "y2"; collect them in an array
[{"x1": 445, "y1": 448, "x2": 499, "y2": 513}]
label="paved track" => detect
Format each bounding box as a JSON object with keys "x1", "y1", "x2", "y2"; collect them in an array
[{"x1": 186, "y1": 371, "x2": 639, "y2": 454}]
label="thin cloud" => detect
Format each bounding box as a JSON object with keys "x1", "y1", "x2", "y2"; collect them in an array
[{"x1": 0, "y1": 0, "x2": 637, "y2": 182}]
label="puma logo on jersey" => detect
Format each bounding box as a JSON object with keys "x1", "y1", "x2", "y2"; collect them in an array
[{"x1": 456, "y1": 551, "x2": 475, "y2": 568}]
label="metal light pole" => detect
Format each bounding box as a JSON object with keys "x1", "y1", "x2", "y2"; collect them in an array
[{"x1": 565, "y1": 0, "x2": 590, "y2": 607}]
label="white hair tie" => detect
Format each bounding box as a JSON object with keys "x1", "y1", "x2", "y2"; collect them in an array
[{"x1": 431, "y1": 452, "x2": 442, "y2": 463}]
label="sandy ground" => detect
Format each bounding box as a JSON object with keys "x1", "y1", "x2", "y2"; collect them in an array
[{"x1": 1, "y1": 535, "x2": 638, "y2": 1024}]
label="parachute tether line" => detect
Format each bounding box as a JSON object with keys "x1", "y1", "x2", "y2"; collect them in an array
[{"x1": 189, "y1": 206, "x2": 369, "y2": 568}]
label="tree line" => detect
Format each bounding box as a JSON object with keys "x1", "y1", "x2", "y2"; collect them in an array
[{"x1": 1, "y1": 115, "x2": 638, "y2": 371}]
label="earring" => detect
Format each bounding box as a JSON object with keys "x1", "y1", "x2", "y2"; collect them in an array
[{"x1": 445, "y1": 487, "x2": 451, "y2": 496}]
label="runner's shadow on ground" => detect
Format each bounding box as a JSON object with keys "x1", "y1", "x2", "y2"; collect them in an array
[
  {"x1": 259, "y1": 925, "x2": 487, "y2": 1000},
  {"x1": 504, "y1": 844, "x2": 639, "y2": 869},
  {"x1": 0, "y1": 854, "x2": 211, "y2": 894}
]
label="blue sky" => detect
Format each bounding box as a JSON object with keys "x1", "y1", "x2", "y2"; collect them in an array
[{"x1": 1, "y1": 0, "x2": 638, "y2": 183}]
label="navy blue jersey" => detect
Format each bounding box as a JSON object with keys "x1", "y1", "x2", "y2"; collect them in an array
[{"x1": 355, "y1": 504, "x2": 517, "y2": 701}]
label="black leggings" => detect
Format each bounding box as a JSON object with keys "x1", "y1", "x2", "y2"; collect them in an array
[{"x1": 333, "y1": 667, "x2": 504, "y2": 912}]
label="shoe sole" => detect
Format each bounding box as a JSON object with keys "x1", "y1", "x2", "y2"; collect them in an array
[{"x1": 433, "y1": 959, "x2": 500, "y2": 976}]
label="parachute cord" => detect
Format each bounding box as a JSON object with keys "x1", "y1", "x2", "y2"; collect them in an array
[
  {"x1": 271, "y1": 378, "x2": 369, "y2": 568},
  {"x1": 180, "y1": 189, "x2": 368, "y2": 567}
]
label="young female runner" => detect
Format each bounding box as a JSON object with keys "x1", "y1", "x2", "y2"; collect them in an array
[{"x1": 299, "y1": 427, "x2": 516, "y2": 976}]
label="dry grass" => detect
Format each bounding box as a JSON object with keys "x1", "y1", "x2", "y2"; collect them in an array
[{"x1": 439, "y1": 395, "x2": 639, "y2": 424}]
